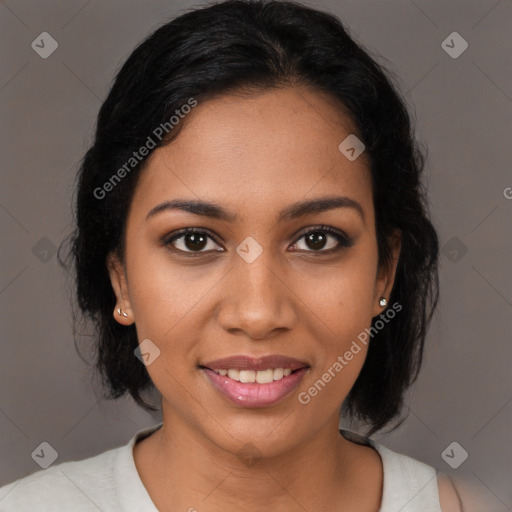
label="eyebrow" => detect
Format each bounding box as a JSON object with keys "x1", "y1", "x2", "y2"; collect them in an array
[{"x1": 145, "y1": 196, "x2": 365, "y2": 224}]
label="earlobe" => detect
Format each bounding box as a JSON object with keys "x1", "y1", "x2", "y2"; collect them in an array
[
  {"x1": 116, "y1": 307, "x2": 128, "y2": 318},
  {"x1": 372, "y1": 230, "x2": 402, "y2": 316},
  {"x1": 106, "y1": 252, "x2": 134, "y2": 325}
]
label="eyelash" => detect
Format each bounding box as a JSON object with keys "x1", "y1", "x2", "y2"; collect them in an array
[{"x1": 163, "y1": 225, "x2": 353, "y2": 256}]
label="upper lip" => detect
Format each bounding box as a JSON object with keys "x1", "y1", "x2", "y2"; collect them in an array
[{"x1": 201, "y1": 355, "x2": 310, "y2": 371}]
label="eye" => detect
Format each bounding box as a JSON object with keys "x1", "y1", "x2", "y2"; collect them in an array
[
  {"x1": 164, "y1": 228, "x2": 223, "y2": 253},
  {"x1": 290, "y1": 225, "x2": 353, "y2": 253}
]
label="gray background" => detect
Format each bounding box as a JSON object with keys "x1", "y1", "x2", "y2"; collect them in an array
[{"x1": 0, "y1": 0, "x2": 511, "y2": 510}]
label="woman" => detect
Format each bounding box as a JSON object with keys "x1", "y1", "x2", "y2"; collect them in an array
[{"x1": 0, "y1": 0, "x2": 464, "y2": 510}]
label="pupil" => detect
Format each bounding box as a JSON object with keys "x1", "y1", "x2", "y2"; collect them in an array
[
  {"x1": 186, "y1": 233, "x2": 207, "y2": 251},
  {"x1": 306, "y1": 232, "x2": 326, "y2": 250}
]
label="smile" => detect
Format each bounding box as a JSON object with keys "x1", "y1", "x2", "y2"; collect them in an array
[
  {"x1": 200, "y1": 354, "x2": 310, "y2": 408},
  {"x1": 212, "y1": 368, "x2": 292, "y2": 383}
]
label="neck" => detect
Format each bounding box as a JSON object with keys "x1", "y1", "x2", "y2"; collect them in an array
[{"x1": 134, "y1": 408, "x2": 381, "y2": 512}]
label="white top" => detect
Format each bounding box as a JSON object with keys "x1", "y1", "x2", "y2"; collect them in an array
[{"x1": 0, "y1": 423, "x2": 442, "y2": 511}]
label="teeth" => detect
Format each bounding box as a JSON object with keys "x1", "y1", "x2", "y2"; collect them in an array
[
  {"x1": 273, "y1": 368, "x2": 284, "y2": 380},
  {"x1": 239, "y1": 370, "x2": 256, "y2": 383},
  {"x1": 256, "y1": 369, "x2": 274, "y2": 384},
  {"x1": 214, "y1": 368, "x2": 296, "y2": 382},
  {"x1": 227, "y1": 369, "x2": 239, "y2": 380}
]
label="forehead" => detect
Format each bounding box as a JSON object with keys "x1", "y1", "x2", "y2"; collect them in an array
[{"x1": 130, "y1": 86, "x2": 373, "y2": 221}]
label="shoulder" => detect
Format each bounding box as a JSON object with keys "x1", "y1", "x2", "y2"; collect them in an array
[
  {"x1": 368, "y1": 439, "x2": 460, "y2": 512},
  {"x1": 437, "y1": 472, "x2": 464, "y2": 512},
  {"x1": 0, "y1": 446, "x2": 120, "y2": 512}
]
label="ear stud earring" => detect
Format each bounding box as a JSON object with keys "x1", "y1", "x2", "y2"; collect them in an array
[
  {"x1": 379, "y1": 297, "x2": 388, "y2": 307},
  {"x1": 116, "y1": 307, "x2": 128, "y2": 317}
]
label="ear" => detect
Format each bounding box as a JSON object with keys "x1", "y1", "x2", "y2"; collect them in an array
[
  {"x1": 372, "y1": 229, "x2": 401, "y2": 317},
  {"x1": 106, "y1": 251, "x2": 134, "y2": 325}
]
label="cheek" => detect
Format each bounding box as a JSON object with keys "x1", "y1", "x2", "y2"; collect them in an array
[
  {"x1": 125, "y1": 255, "x2": 210, "y2": 402},
  {"x1": 297, "y1": 248, "x2": 377, "y2": 331},
  {"x1": 291, "y1": 248, "x2": 377, "y2": 398},
  {"x1": 296, "y1": 266, "x2": 375, "y2": 410},
  {"x1": 125, "y1": 245, "x2": 218, "y2": 339}
]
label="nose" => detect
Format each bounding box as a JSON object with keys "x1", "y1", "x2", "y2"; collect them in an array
[{"x1": 216, "y1": 248, "x2": 297, "y2": 340}]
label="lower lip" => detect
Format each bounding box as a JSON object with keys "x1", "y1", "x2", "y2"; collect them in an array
[{"x1": 202, "y1": 368, "x2": 308, "y2": 408}]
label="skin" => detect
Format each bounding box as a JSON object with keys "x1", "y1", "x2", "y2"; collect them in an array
[{"x1": 108, "y1": 85, "x2": 401, "y2": 512}]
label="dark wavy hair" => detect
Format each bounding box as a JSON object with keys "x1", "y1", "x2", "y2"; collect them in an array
[{"x1": 59, "y1": 0, "x2": 439, "y2": 437}]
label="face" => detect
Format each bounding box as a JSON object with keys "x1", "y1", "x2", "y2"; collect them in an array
[{"x1": 108, "y1": 86, "x2": 400, "y2": 458}]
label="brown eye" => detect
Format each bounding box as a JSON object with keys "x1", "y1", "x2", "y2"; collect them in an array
[
  {"x1": 182, "y1": 233, "x2": 208, "y2": 251},
  {"x1": 164, "y1": 229, "x2": 223, "y2": 253},
  {"x1": 291, "y1": 226, "x2": 353, "y2": 253},
  {"x1": 304, "y1": 231, "x2": 329, "y2": 250}
]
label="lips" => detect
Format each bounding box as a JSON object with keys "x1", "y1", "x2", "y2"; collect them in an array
[{"x1": 200, "y1": 355, "x2": 310, "y2": 408}]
